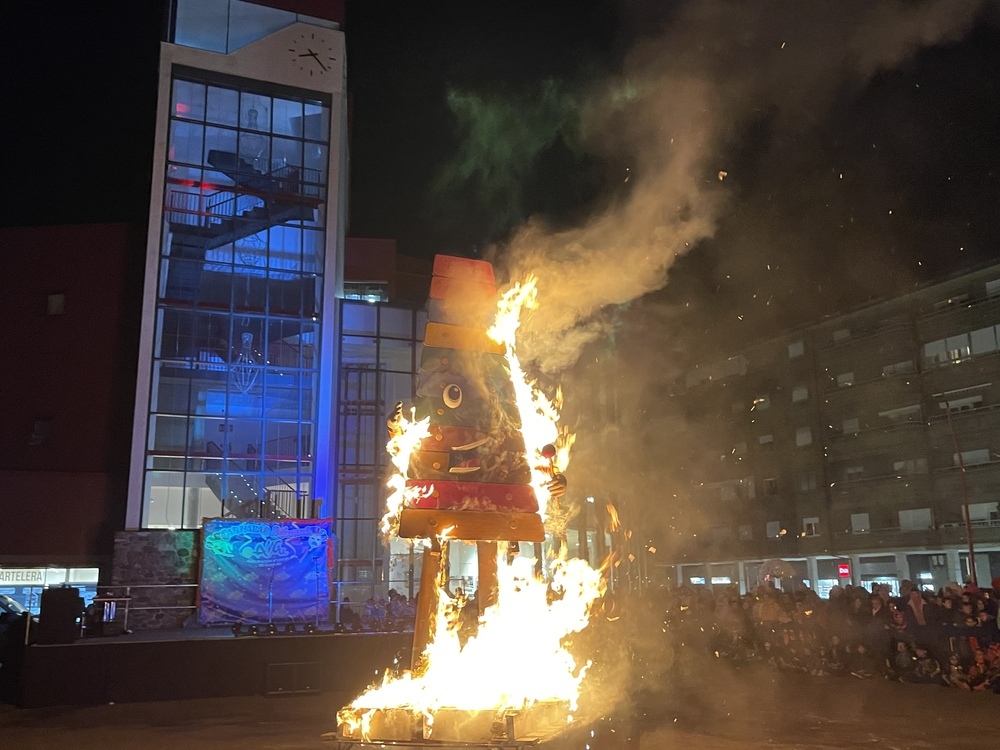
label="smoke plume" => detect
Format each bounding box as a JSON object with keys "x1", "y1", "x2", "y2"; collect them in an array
[{"x1": 497, "y1": 0, "x2": 987, "y2": 374}]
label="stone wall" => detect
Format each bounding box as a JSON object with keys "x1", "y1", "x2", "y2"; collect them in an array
[{"x1": 111, "y1": 530, "x2": 200, "y2": 630}]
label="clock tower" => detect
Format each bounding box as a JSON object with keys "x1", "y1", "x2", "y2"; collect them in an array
[{"x1": 126, "y1": 1, "x2": 347, "y2": 535}]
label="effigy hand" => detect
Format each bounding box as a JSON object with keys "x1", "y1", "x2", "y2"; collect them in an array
[
  {"x1": 387, "y1": 401, "x2": 404, "y2": 438},
  {"x1": 546, "y1": 473, "x2": 567, "y2": 498}
]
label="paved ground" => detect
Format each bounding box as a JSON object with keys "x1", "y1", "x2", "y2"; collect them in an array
[{"x1": 2, "y1": 662, "x2": 997, "y2": 749}]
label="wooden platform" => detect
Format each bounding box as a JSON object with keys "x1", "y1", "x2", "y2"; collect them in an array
[{"x1": 337, "y1": 700, "x2": 572, "y2": 744}]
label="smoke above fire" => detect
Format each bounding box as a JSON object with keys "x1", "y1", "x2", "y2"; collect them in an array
[{"x1": 494, "y1": 0, "x2": 987, "y2": 374}]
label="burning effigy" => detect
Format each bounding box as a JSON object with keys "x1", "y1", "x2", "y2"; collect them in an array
[{"x1": 336, "y1": 256, "x2": 607, "y2": 745}]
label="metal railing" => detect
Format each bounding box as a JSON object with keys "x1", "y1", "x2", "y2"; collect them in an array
[{"x1": 88, "y1": 583, "x2": 200, "y2": 634}]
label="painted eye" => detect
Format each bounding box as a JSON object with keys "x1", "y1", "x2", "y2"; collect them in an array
[{"x1": 443, "y1": 384, "x2": 463, "y2": 409}]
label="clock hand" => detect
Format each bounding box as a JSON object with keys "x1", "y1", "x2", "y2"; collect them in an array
[{"x1": 306, "y1": 51, "x2": 328, "y2": 71}]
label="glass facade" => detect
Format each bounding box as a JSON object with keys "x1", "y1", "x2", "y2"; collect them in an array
[
  {"x1": 171, "y1": 0, "x2": 339, "y2": 55},
  {"x1": 337, "y1": 301, "x2": 424, "y2": 602},
  {"x1": 142, "y1": 70, "x2": 331, "y2": 528}
]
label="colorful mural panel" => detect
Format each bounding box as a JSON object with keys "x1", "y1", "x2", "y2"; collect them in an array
[{"x1": 198, "y1": 518, "x2": 333, "y2": 625}]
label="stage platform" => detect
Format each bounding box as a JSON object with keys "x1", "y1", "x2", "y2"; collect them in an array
[{"x1": 9, "y1": 629, "x2": 412, "y2": 709}]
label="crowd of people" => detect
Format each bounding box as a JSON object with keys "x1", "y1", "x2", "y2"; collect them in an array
[
  {"x1": 658, "y1": 577, "x2": 1000, "y2": 692},
  {"x1": 340, "y1": 589, "x2": 417, "y2": 632}
]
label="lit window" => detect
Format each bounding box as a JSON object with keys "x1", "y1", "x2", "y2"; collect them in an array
[
  {"x1": 946, "y1": 334, "x2": 971, "y2": 362},
  {"x1": 791, "y1": 385, "x2": 809, "y2": 403},
  {"x1": 842, "y1": 418, "x2": 859, "y2": 435},
  {"x1": 758, "y1": 434, "x2": 774, "y2": 446},
  {"x1": 752, "y1": 394, "x2": 770, "y2": 411},
  {"x1": 970, "y1": 327, "x2": 997, "y2": 356},
  {"x1": 850, "y1": 513, "x2": 870, "y2": 533},
  {"x1": 832, "y1": 328, "x2": 850, "y2": 341},
  {"x1": 836, "y1": 372, "x2": 854, "y2": 387},
  {"x1": 766, "y1": 521, "x2": 782, "y2": 538},
  {"x1": 899, "y1": 508, "x2": 933, "y2": 531},
  {"x1": 788, "y1": 340, "x2": 804, "y2": 358},
  {"x1": 795, "y1": 427, "x2": 812, "y2": 446},
  {"x1": 955, "y1": 448, "x2": 991, "y2": 466},
  {"x1": 966, "y1": 502, "x2": 999, "y2": 522},
  {"x1": 802, "y1": 517, "x2": 819, "y2": 537}
]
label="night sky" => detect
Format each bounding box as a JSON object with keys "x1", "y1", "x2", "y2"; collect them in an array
[{"x1": 3, "y1": 1, "x2": 1000, "y2": 351}]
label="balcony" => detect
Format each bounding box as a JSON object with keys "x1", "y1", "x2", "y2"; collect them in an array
[
  {"x1": 819, "y1": 321, "x2": 916, "y2": 352},
  {"x1": 832, "y1": 518, "x2": 1000, "y2": 551},
  {"x1": 821, "y1": 369, "x2": 921, "y2": 397}
]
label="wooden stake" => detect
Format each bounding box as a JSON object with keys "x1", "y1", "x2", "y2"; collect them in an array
[
  {"x1": 477, "y1": 541, "x2": 498, "y2": 615},
  {"x1": 411, "y1": 540, "x2": 441, "y2": 672}
]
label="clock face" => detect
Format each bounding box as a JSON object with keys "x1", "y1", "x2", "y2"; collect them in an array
[{"x1": 288, "y1": 31, "x2": 337, "y2": 77}]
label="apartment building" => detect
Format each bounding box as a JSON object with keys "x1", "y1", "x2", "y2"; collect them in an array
[{"x1": 662, "y1": 263, "x2": 1000, "y2": 596}]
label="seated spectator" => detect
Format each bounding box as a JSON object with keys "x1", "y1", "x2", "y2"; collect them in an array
[
  {"x1": 967, "y1": 649, "x2": 992, "y2": 691},
  {"x1": 846, "y1": 643, "x2": 877, "y2": 679},
  {"x1": 944, "y1": 653, "x2": 970, "y2": 690},
  {"x1": 909, "y1": 646, "x2": 942, "y2": 684},
  {"x1": 890, "y1": 640, "x2": 916, "y2": 682}
]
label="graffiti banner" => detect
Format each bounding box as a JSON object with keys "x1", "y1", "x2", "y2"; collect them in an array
[{"x1": 198, "y1": 518, "x2": 333, "y2": 625}]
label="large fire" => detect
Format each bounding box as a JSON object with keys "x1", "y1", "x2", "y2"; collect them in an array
[{"x1": 338, "y1": 275, "x2": 605, "y2": 740}]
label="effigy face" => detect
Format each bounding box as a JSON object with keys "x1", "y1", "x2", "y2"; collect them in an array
[{"x1": 403, "y1": 256, "x2": 538, "y2": 516}]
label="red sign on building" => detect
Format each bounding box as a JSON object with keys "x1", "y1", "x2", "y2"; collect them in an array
[{"x1": 838, "y1": 563, "x2": 851, "y2": 578}]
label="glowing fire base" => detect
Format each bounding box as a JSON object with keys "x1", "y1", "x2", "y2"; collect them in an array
[{"x1": 336, "y1": 700, "x2": 573, "y2": 744}]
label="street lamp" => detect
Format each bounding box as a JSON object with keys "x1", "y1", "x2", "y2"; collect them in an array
[{"x1": 938, "y1": 401, "x2": 977, "y2": 587}]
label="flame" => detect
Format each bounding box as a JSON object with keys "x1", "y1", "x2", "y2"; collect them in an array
[
  {"x1": 338, "y1": 553, "x2": 604, "y2": 737},
  {"x1": 380, "y1": 406, "x2": 431, "y2": 537},
  {"x1": 605, "y1": 503, "x2": 621, "y2": 532},
  {"x1": 340, "y1": 273, "x2": 604, "y2": 739},
  {"x1": 487, "y1": 276, "x2": 575, "y2": 521}
]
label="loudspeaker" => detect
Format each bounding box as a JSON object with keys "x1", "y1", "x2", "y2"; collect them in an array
[{"x1": 37, "y1": 587, "x2": 84, "y2": 644}]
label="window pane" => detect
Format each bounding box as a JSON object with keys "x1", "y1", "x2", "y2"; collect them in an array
[
  {"x1": 343, "y1": 304, "x2": 377, "y2": 336},
  {"x1": 304, "y1": 101, "x2": 330, "y2": 141},
  {"x1": 173, "y1": 0, "x2": 228, "y2": 53},
  {"x1": 150, "y1": 414, "x2": 189, "y2": 453},
  {"x1": 144, "y1": 470, "x2": 187, "y2": 528},
  {"x1": 268, "y1": 225, "x2": 303, "y2": 272},
  {"x1": 228, "y1": 1, "x2": 293, "y2": 52},
  {"x1": 380, "y1": 307, "x2": 413, "y2": 338},
  {"x1": 240, "y1": 92, "x2": 271, "y2": 132},
  {"x1": 971, "y1": 327, "x2": 997, "y2": 355},
  {"x1": 273, "y1": 136, "x2": 303, "y2": 170},
  {"x1": 302, "y1": 228, "x2": 324, "y2": 270},
  {"x1": 304, "y1": 143, "x2": 328, "y2": 175},
  {"x1": 272, "y1": 97, "x2": 304, "y2": 136},
  {"x1": 172, "y1": 79, "x2": 205, "y2": 121},
  {"x1": 206, "y1": 85, "x2": 240, "y2": 127},
  {"x1": 169, "y1": 120, "x2": 204, "y2": 166},
  {"x1": 380, "y1": 338, "x2": 413, "y2": 373},
  {"x1": 204, "y1": 126, "x2": 239, "y2": 167}
]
